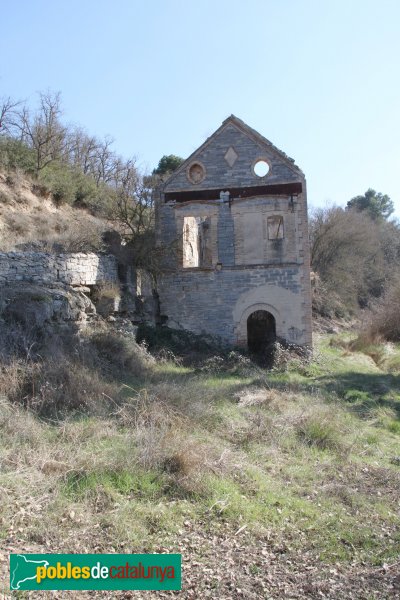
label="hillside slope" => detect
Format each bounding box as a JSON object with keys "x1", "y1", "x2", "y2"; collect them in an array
[{"x1": 0, "y1": 170, "x2": 111, "y2": 252}]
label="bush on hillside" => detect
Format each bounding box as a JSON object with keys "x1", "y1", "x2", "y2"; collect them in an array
[
  {"x1": 360, "y1": 278, "x2": 400, "y2": 342},
  {"x1": 38, "y1": 163, "x2": 99, "y2": 207},
  {"x1": 89, "y1": 330, "x2": 153, "y2": 377},
  {"x1": 0, "y1": 317, "x2": 152, "y2": 419},
  {"x1": 136, "y1": 324, "x2": 229, "y2": 364},
  {"x1": 0, "y1": 137, "x2": 36, "y2": 173},
  {"x1": 311, "y1": 272, "x2": 349, "y2": 319}
]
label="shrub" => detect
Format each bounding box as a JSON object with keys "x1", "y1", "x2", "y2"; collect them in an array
[
  {"x1": 91, "y1": 283, "x2": 120, "y2": 301},
  {"x1": 14, "y1": 359, "x2": 119, "y2": 418},
  {"x1": 50, "y1": 219, "x2": 105, "y2": 252},
  {"x1": 136, "y1": 324, "x2": 229, "y2": 365},
  {"x1": 4, "y1": 212, "x2": 31, "y2": 236},
  {"x1": 0, "y1": 137, "x2": 36, "y2": 173},
  {"x1": 367, "y1": 279, "x2": 400, "y2": 342},
  {"x1": 39, "y1": 163, "x2": 77, "y2": 205},
  {"x1": 295, "y1": 409, "x2": 345, "y2": 451},
  {"x1": 312, "y1": 272, "x2": 349, "y2": 318},
  {"x1": 73, "y1": 171, "x2": 98, "y2": 208},
  {"x1": 0, "y1": 319, "x2": 153, "y2": 419},
  {"x1": 89, "y1": 331, "x2": 153, "y2": 378}
]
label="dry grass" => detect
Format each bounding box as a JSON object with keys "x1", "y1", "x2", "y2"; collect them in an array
[
  {"x1": 0, "y1": 328, "x2": 400, "y2": 598},
  {"x1": 0, "y1": 169, "x2": 109, "y2": 252},
  {"x1": 89, "y1": 329, "x2": 154, "y2": 377},
  {"x1": 0, "y1": 321, "x2": 154, "y2": 419}
]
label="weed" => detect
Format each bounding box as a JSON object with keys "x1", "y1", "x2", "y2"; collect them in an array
[{"x1": 296, "y1": 414, "x2": 343, "y2": 451}]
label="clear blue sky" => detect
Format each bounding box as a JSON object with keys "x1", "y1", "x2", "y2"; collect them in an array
[{"x1": 1, "y1": 0, "x2": 399, "y2": 215}]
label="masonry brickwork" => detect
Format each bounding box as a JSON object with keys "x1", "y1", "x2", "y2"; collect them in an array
[
  {"x1": 0, "y1": 252, "x2": 118, "y2": 287},
  {"x1": 156, "y1": 115, "x2": 312, "y2": 347}
]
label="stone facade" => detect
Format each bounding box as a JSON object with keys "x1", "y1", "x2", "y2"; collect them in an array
[
  {"x1": 0, "y1": 252, "x2": 118, "y2": 286},
  {"x1": 156, "y1": 115, "x2": 312, "y2": 348}
]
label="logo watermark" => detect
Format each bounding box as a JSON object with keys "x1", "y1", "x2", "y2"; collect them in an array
[{"x1": 10, "y1": 554, "x2": 181, "y2": 591}]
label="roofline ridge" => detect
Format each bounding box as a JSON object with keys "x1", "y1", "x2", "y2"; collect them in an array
[{"x1": 162, "y1": 115, "x2": 304, "y2": 188}]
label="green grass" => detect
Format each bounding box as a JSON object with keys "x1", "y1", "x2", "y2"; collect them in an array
[
  {"x1": 0, "y1": 330, "x2": 399, "y2": 584},
  {"x1": 64, "y1": 468, "x2": 164, "y2": 500}
]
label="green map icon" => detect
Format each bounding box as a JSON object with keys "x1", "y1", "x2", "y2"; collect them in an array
[{"x1": 10, "y1": 554, "x2": 49, "y2": 590}]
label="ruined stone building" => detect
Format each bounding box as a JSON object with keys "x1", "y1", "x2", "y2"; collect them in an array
[{"x1": 155, "y1": 115, "x2": 312, "y2": 350}]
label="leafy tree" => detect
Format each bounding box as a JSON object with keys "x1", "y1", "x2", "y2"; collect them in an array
[
  {"x1": 310, "y1": 203, "x2": 400, "y2": 314},
  {"x1": 347, "y1": 188, "x2": 394, "y2": 220},
  {"x1": 152, "y1": 154, "x2": 184, "y2": 176}
]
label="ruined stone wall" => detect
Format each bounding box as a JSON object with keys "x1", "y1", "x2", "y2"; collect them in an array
[
  {"x1": 158, "y1": 265, "x2": 306, "y2": 345},
  {"x1": 164, "y1": 121, "x2": 300, "y2": 191},
  {"x1": 156, "y1": 193, "x2": 312, "y2": 347},
  {"x1": 0, "y1": 252, "x2": 118, "y2": 286},
  {"x1": 156, "y1": 116, "x2": 313, "y2": 347}
]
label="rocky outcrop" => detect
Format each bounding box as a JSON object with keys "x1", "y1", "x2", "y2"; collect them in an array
[
  {"x1": 0, "y1": 284, "x2": 96, "y2": 328},
  {"x1": 0, "y1": 252, "x2": 158, "y2": 330}
]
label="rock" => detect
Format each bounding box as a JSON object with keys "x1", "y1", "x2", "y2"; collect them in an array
[
  {"x1": 95, "y1": 295, "x2": 121, "y2": 317},
  {"x1": 0, "y1": 283, "x2": 96, "y2": 327}
]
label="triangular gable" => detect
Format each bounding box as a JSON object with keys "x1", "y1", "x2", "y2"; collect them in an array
[{"x1": 163, "y1": 115, "x2": 304, "y2": 193}]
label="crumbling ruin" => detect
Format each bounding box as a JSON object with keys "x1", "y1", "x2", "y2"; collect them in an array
[{"x1": 155, "y1": 115, "x2": 312, "y2": 349}]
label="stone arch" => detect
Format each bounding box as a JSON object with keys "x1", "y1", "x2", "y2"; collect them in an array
[
  {"x1": 247, "y1": 309, "x2": 276, "y2": 353},
  {"x1": 235, "y1": 301, "x2": 281, "y2": 346},
  {"x1": 232, "y1": 283, "x2": 300, "y2": 346}
]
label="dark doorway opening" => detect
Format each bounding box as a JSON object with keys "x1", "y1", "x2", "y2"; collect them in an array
[{"x1": 247, "y1": 310, "x2": 276, "y2": 354}]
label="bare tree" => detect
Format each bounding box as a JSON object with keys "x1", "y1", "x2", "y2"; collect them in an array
[
  {"x1": 0, "y1": 96, "x2": 22, "y2": 136},
  {"x1": 309, "y1": 206, "x2": 385, "y2": 309},
  {"x1": 67, "y1": 127, "x2": 100, "y2": 174},
  {"x1": 114, "y1": 161, "x2": 153, "y2": 234},
  {"x1": 109, "y1": 159, "x2": 162, "y2": 270},
  {"x1": 91, "y1": 136, "x2": 116, "y2": 185},
  {"x1": 14, "y1": 91, "x2": 67, "y2": 174}
]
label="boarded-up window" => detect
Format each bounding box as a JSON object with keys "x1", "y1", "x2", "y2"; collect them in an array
[
  {"x1": 241, "y1": 212, "x2": 264, "y2": 265},
  {"x1": 183, "y1": 216, "x2": 212, "y2": 268},
  {"x1": 267, "y1": 216, "x2": 284, "y2": 240}
]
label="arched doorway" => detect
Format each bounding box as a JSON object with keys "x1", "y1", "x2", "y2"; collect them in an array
[{"x1": 247, "y1": 310, "x2": 276, "y2": 353}]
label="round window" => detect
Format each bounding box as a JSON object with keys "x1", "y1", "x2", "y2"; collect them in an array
[
  {"x1": 187, "y1": 162, "x2": 205, "y2": 184},
  {"x1": 253, "y1": 159, "x2": 270, "y2": 178}
]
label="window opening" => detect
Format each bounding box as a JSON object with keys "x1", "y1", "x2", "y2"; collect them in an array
[
  {"x1": 183, "y1": 216, "x2": 212, "y2": 267},
  {"x1": 267, "y1": 215, "x2": 284, "y2": 240}
]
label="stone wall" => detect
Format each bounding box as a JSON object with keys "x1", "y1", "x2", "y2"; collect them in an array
[
  {"x1": 164, "y1": 118, "x2": 301, "y2": 192},
  {"x1": 0, "y1": 252, "x2": 118, "y2": 287},
  {"x1": 158, "y1": 265, "x2": 306, "y2": 345},
  {"x1": 156, "y1": 116, "x2": 313, "y2": 348},
  {"x1": 157, "y1": 192, "x2": 312, "y2": 347}
]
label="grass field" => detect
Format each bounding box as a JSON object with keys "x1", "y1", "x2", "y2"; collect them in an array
[{"x1": 0, "y1": 331, "x2": 399, "y2": 598}]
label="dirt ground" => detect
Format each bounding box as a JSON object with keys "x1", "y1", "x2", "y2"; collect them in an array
[{"x1": 1, "y1": 521, "x2": 399, "y2": 599}]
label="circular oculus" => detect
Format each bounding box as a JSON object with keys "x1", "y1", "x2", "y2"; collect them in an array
[{"x1": 187, "y1": 162, "x2": 205, "y2": 184}]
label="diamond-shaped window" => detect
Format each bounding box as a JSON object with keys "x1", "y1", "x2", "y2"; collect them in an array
[{"x1": 224, "y1": 146, "x2": 238, "y2": 168}]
